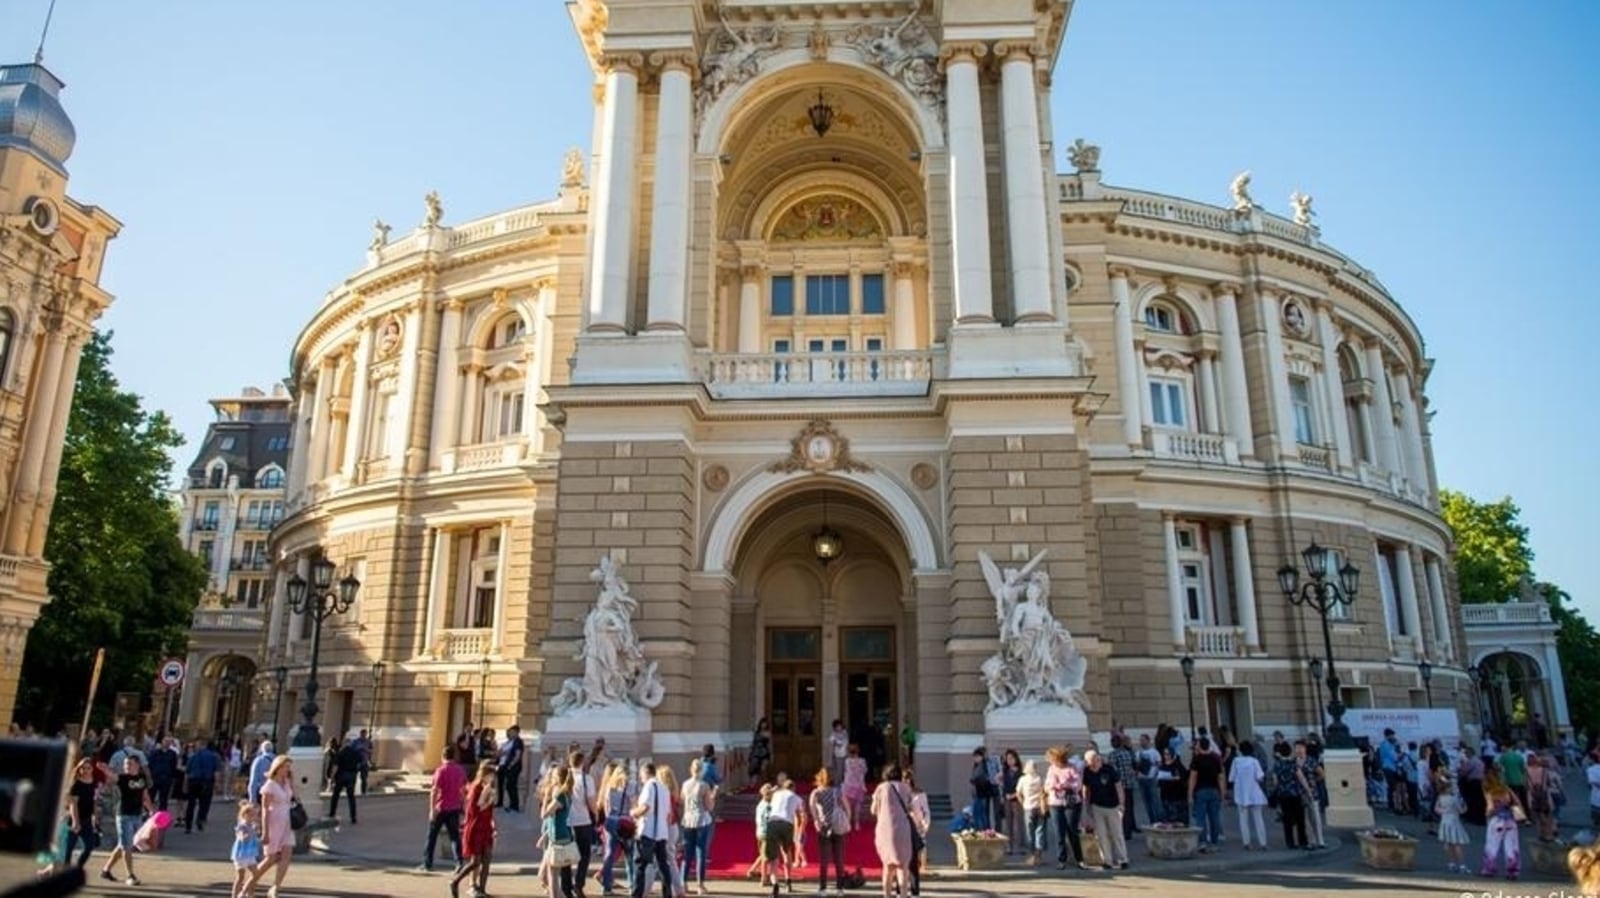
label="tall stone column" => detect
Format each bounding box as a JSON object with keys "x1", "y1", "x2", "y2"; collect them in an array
[
  {"x1": 1394, "y1": 545, "x2": 1423, "y2": 655},
  {"x1": 286, "y1": 379, "x2": 315, "y2": 499},
  {"x1": 1258, "y1": 290, "x2": 1298, "y2": 460},
  {"x1": 996, "y1": 43, "x2": 1052, "y2": 323},
  {"x1": 5, "y1": 327, "x2": 66, "y2": 554},
  {"x1": 586, "y1": 54, "x2": 643, "y2": 333},
  {"x1": 1364, "y1": 340, "x2": 1401, "y2": 474},
  {"x1": 392, "y1": 300, "x2": 425, "y2": 465},
  {"x1": 1109, "y1": 268, "x2": 1143, "y2": 447},
  {"x1": 1212, "y1": 285, "x2": 1255, "y2": 456},
  {"x1": 340, "y1": 321, "x2": 375, "y2": 479},
  {"x1": 265, "y1": 566, "x2": 286, "y2": 653},
  {"x1": 27, "y1": 331, "x2": 86, "y2": 556},
  {"x1": 306, "y1": 356, "x2": 336, "y2": 487},
  {"x1": 431, "y1": 298, "x2": 465, "y2": 469},
  {"x1": 1196, "y1": 351, "x2": 1222, "y2": 434},
  {"x1": 646, "y1": 53, "x2": 694, "y2": 332},
  {"x1": 891, "y1": 261, "x2": 917, "y2": 350},
  {"x1": 1394, "y1": 370, "x2": 1428, "y2": 490},
  {"x1": 941, "y1": 43, "x2": 994, "y2": 324},
  {"x1": 1163, "y1": 513, "x2": 1186, "y2": 649},
  {"x1": 1423, "y1": 555, "x2": 1452, "y2": 662},
  {"x1": 1229, "y1": 518, "x2": 1261, "y2": 650},
  {"x1": 1315, "y1": 302, "x2": 1354, "y2": 469},
  {"x1": 737, "y1": 265, "x2": 763, "y2": 353}
]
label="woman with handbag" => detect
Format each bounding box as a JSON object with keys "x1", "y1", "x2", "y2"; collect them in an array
[
  {"x1": 869, "y1": 765, "x2": 915, "y2": 898},
  {"x1": 540, "y1": 765, "x2": 579, "y2": 898},
  {"x1": 808, "y1": 768, "x2": 849, "y2": 897},
  {"x1": 454, "y1": 760, "x2": 501, "y2": 898},
  {"x1": 242, "y1": 755, "x2": 298, "y2": 898},
  {"x1": 600, "y1": 763, "x2": 638, "y2": 897},
  {"x1": 1481, "y1": 768, "x2": 1525, "y2": 879}
]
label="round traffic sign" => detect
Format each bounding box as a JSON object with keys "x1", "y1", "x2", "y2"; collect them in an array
[{"x1": 158, "y1": 658, "x2": 186, "y2": 687}]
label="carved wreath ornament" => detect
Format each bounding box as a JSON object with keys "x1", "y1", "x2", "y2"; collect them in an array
[{"x1": 769, "y1": 420, "x2": 871, "y2": 474}]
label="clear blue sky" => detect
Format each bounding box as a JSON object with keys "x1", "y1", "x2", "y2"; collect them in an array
[{"x1": 3, "y1": 2, "x2": 1594, "y2": 620}]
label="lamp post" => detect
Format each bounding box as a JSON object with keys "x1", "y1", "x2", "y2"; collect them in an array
[
  {"x1": 1277, "y1": 541, "x2": 1360, "y2": 750},
  {"x1": 369, "y1": 661, "x2": 385, "y2": 736},
  {"x1": 1468, "y1": 663, "x2": 1489, "y2": 736},
  {"x1": 285, "y1": 556, "x2": 361, "y2": 749},
  {"x1": 217, "y1": 669, "x2": 241, "y2": 740},
  {"x1": 477, "y1": 656, "x2": 491, "y2": 728},
  {"x1": 271, "y1": 665, "x2": 288, "y2": 743},
  {"x1": 1179, "y1": 654, "x2": 1197, "y2": 739},
  {"x1": 1308, "y1": 657, "x2": 1325, "y2": 734},
  {"x1": 1418, "y1": 659, "x2": 1434, "y2": 709}
]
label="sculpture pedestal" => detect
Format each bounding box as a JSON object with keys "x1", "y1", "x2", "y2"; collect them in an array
[
  {"x1": 1322, "y1": 747, "x2": 1376, "y2": 829},
  {"x1": 985, "y1": 704, "x2": 1091, "y2": 759},
  {"x1": 544, "y1": 707, "x2": 654, "y2": 759}
]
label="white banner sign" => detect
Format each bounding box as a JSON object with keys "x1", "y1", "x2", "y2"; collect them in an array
[{"x1": 1341, "y1": 708, "x2": 1463, "y2": 748}]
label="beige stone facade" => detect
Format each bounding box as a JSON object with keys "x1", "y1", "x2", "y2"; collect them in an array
[
  {"x1": 263, "y1": 1, "x2": 1463, "y2": 793},
  {"x1": 0, "y1": 63, "x2": 121, "y2": 726}
]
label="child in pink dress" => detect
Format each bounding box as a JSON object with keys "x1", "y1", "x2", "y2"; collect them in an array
[{"x1": 842, "y1": 744, "x2": 868, "y2": 828}]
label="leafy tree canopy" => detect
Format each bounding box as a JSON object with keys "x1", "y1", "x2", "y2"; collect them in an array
[
  {"x1": 1439, "y1": 489, "x2": 1532, "y2": 605},
  {"x1": 15, "y1": 330, "x2": 207, "y2": 731}
]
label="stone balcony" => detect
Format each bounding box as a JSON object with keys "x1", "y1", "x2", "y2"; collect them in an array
[
  {"x1": 701, "y1": 349, "x2": 941, "y2": 400},
  {"x1": 192, "y1": 607, "x2": 265, "y2": 631},
  {"x1": 1462, "y1": 602, "x2": 1552, "y2": 627},
  {"x1": 1153, "y1": 430, "x2": 1239, "y2": 465},
  {"x1": 429, "y1": 627, "x2": 494, "y2": 661},
  {"x1": 1186, "y1": 624, "x2": 1246, "y2": 658}
]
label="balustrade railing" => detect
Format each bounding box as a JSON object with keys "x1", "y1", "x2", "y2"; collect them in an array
[
  {"x1": 434, "y1": 628, "x2": 494, "y2": 660},
  {"x1": 1152, "y1": 430, "x2": 1236, "y2": 464},
  {"x1": 1187, "y1": 625, "x2": 1245, "y2": 658},
  {"x1": 193, "y1": 608, "x2": 265, "y2": 631},
  {"x1": 1462, "y1": 603, "x2": 1552, "y2": 626},
  {"x1": 1297, "y1": 444, "x2": 1333, "y2": 472},
  {"x1": 702, "y1": 349, "x2": 938, "y2": 399}
]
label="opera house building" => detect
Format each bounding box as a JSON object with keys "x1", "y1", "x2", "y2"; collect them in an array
[{"x1": 254, "y1": 0, "x2": 1463, "y2": 792}]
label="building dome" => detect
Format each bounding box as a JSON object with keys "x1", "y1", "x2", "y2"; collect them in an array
[{"x1": 0, "y1": 64, "x2": 76, "y2": 173}]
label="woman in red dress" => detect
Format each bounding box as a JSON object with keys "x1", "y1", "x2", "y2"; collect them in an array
[{"x1": 452, "y1": 760, "x2": 498, "y2": 898}]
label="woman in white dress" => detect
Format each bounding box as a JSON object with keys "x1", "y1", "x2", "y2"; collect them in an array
[{"x1": 1227, "y1": 742, "x2": 1269, "y2": 850}]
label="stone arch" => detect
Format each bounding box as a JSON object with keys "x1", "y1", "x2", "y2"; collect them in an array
[
  {"x1": 698, "y1": 52, "x2": 942, "y2": 157},
  {"x1": 462, "y1": 297, "x2": 536, "y2": 350},
  {"x1": 746, "y1": 172, "x2": 907, "y2": 242},
  {"x1": 1132, "y1": 282, "x2": 1208, "y2": 335},
  {"x1": 703, "y1": 468, "x2": 940, "y2": 575}
]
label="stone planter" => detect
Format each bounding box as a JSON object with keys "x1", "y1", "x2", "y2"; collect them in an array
[
  {"x1": 1528, "y1": 838, "x2": 1572, "y2": 877},
  {"x1": 1144, "y1": 826, "x2": 1200, "y2": 860},
  {"x1": 951, "y1": 835, "x2": 1008, "y2": 870},
  {"x1": 1355, "y1": 831, "x2": 1418, "y2": 870}
]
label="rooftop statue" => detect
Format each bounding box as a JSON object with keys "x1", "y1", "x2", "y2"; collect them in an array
[
  {"x1": 1068, "y1": 138, "x2": 1101, "y2": 173},
  {"x1": 550, "y1": 555, "x2": 666, "y2": 715},
  {"x1": 979, "y1": 550, "x2": 1089, "y2": 711},
  {"x1": 1290, "y1": 191, "x2": 1316, "y2": 227},
  {"x1": 1230, "y1": 170, "x2": 1255, "y2": 213},
  {"x1": 561, "y1": 147, "x2": 587, "y2": 189},
  {"x1": 368, "y1": 219, "x2": 390, "y2": 252},
  {"x1": 423, "y1": 190, "x2": 443, "y2": 228}
]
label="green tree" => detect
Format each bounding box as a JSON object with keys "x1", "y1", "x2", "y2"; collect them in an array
[
  {"x1": 15, "y1": 330, "x2": 207, "y2": 731},
  {"x1": 1542, "y1": 583, "x2": 1600, "y2": 736},
  {"x1": 1439, "y1": 489, "x2": 1532, "y2": 605}
]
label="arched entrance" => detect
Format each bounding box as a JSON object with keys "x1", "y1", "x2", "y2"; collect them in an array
[
  {"x1": 1474, "y1": 651, "x2": 1553, "y2": 744},
  {"x1": 200, "y1": 655, "x2": 257, "y2": 741},
  {"x1": 728, "y1": 480, "x2": 919, "y2": 779}
]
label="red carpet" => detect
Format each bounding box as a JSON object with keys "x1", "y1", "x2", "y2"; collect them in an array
[{"x1": 703, "y1": 818, "x2": 883, "y2": 880}]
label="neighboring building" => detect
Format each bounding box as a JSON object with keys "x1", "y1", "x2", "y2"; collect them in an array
[
  {"x1": 266, "y1": 1, "x2": 1465, "y2": 791},
  {"x1": 0, "y1": 62, "x2": 121, "y2": 726},
  {"x1": 174, "y1": 385, "x2": 291, "y2": 738},
  {"x1": 1462, "y1": 582, "x2": 1572, "y2": 746}
]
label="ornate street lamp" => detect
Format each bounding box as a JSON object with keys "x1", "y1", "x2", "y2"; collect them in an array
[
  {"x1": 369, "y1": 661, "x2": 386, "y2": 736},
  {"x1": 217, "y1": 668, "x2": 242, "y2": 739},
  {"x1": 1308, "y1": 657, "x2": 1325, "y2": 733},
  {"x1": 1418, "y1": 659, "x2": 1434, "y2": 709},
  {"x1": 477, "y1": 656, "x2": 492, "y2": 728},
  {"x1": 1468, "y1": 663, "x2": 1490, "y2": 734},
  {"x1": 1278, "y1": 541, "x2": 1360, "y2": 749},
  {"x1": 1179, "y1": 654, "x2": 1197, "y2": 739},
  {"x1": 271, "y1": 665, "x2": 288, "y2": 744},
  {"x1": 285, "y1": 555, "x2": 361, "y2": 748}
]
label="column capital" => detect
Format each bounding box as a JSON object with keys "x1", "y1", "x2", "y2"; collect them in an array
[
  {"x1": 740, "y1": 263, "x2": 764, "y2": 281},
  {"x1": 891, "y1": 260, "x2": 916, "y2": 279},
  {"x1": 1107, "y1": 265, "x2": 1135, "y2": 282},
  {"x1": 938, "y1": 41, "x2": 988, "y2": 70},
  {"x1": 993, "y1": 41, "x2": 1042, "y2": 64},
  {"x1": 648, "y1": 50, "x2": 699, "y2": 76},
  {"x1": 1229, "y1": 515, "x2": 1249, "y2": 527},
  {"x1": 1161, "y1": 510, "x2": 1179, "y2": 523},
  {"x1": 442, "y1": 296, "x2": 468, "y2": 312},
  {"x1": 599, "y1": 52, "x2": 645, "y2": 75},
  {"x1": 1207, "y1": 281, "x2": 1239, "y2": 299}
]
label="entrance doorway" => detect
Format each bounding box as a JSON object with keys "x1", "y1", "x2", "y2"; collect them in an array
[
  {"x1": 1205, "y1": 686, "x2": 1254, "y2": 741},
  {"x1": 841, "y1": 627, "x2": 896, "y2": 772},
  {"x1": 765, "y1": 628, "x2": 821, "y2": 776}
]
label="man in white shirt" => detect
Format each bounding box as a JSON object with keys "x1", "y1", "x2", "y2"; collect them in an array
[
  {"x1": 765, "y1": 774, "x2": 808, "y2": 882},
  {"x1": 829, "y1": 720, "x2": 849, "y2": 786},
  {"x1": 631, "y1": 763, "x2": 675, "y2": 898},
  {"x1": 568, "y1": 750, "x2": 600, "y2": 895}
]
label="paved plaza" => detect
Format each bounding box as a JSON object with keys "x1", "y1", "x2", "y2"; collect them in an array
[{"x1": 5, "y1": 769, "x2": 1592, "y2": 898}]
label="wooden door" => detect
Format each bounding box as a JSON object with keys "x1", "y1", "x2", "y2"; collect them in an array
[{"x1": 766, "y1": 666, "x2": 821, "y2": 777}]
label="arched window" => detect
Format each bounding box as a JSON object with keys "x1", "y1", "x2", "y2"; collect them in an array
[
  {"x1": 0, "y1": 309, "x2": 14, "y2": 388},
  {"x1": 258, "y1": 467, "x2": 285, "y2": 489},
  {"x1": 1142, "y1": 299, "x2": 1192, "y2": 335},
  {"x1": 495, "y1": 315, "x2": 527, "y2": 349}
]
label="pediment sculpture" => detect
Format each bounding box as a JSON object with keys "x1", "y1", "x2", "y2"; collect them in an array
[
  {"x1": 979, "y1": 550, "x2": 1090, "y2": 711},
  {"x1": 550, "y1": 555, "x2": 665, "y2": 715}
]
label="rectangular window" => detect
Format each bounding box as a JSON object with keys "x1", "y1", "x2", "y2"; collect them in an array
[
  {"x1": 862, "y1": 274, "x2": 886, "y2": 315},
  {"x1": 1149, "y1": 378, "x2": 1188, "y2": 428},
  {"x1": 1182, "y1": 561, "x2": 1208, "y2": 623},
  {"x1": 497, "y1": 390, "x2": 525, "y2": 438},
  {"x1": 805, "y1": 274, "x2": 850, "y2": 315},
  {"x1": 1322, "y1": 547, "x2": 1351, "y2": 620},
  {"x1": 768, "y1": 628, "x2": 821, "y2": 661},
  {"x1": 1376, "y1": 546, "x2": 1403, "y2": 634},
  {"x1": 199, "y1": 539, "x2": 214, "y2": 568},
  {"x1": 770, "y1": 276, "x2": 795, "y2": 317},
  {"x1": 202, "y1": 501, "x2": 220, "y2": 527},
  {"x1": 1290, "y1": 376, "x2": 1317, "y2": 444},
  {"x1": 235, "y1": 580, "x2": 249, "y2": 606}
]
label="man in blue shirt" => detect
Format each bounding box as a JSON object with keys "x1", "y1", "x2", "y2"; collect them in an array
[
  {"x1": 183, "y1": 740, "x2": 221, "y2": 832},
  {"x1": 1376, "y1": 729, "x2": 1401, "y2": 812},
  {"x1": 248, "y1": 741, "x2": 275, "y2": 805}
]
